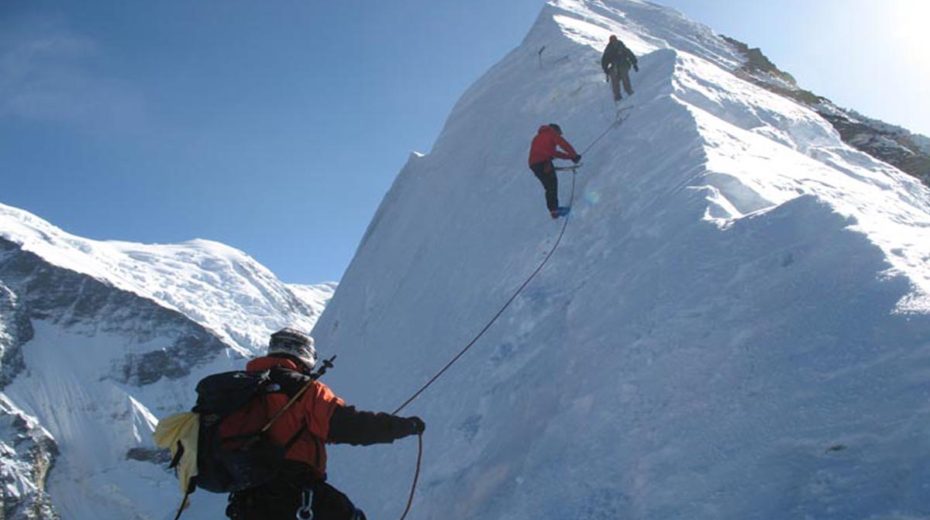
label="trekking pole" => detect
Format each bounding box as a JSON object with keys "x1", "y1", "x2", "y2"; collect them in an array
[
  {"x1": 311, "y1": 355, "x2": 337, "y2": 380},
  {"x1": 538, "y1": 45, "x2": 546, "y2": 68}
]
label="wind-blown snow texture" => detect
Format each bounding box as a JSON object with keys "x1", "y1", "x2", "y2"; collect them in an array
[
  {"x1": 313, "y1": 1, "x2": 930, "y2": 519},
  {"x1": 0, "y1": 202, "x2": 334, "y2": 519}
]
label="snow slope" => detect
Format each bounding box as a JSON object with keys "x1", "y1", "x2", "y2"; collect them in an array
[
  {"x1": 310, "y1": 1, "x2": 930, "y2": 519},
  {"x1": 0, "y1": 203, "x2": 334, "y2": 519}
]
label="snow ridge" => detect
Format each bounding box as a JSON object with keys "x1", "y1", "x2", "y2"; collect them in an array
[{"x1": 311, "y1": 1, "x2": 930, "y2": 519}]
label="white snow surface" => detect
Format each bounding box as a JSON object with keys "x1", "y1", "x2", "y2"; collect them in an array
[{"x1": 307, "y1": 1, "x2": 930, "y2": 520}]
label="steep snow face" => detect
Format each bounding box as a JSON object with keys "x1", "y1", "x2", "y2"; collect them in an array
[
  {"x1": 312, "y1": 1, "x2": 930, "y2": 519},
  {"x1": 0, "y1": 204, "x2": 334, "y2": 519}
]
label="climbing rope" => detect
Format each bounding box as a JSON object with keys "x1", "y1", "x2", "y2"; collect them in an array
[
  {"x1": 390, "y1": 172, "x2": 575, "y2": 520},
  {"x1": 391, "y1": 112, "x2": 627, "y2": 520},
  {"x1": 392, "y1": 111, "x2": 632, "y2": 415},
  {"x1": 392, "y1": 170, "x2": 577, "y2": 415},
  {"x1": 397, "y1": 433, "x2": 423, "y2": 520},
  {"x1": 580, "y1": 106, "x2": 633, "y2": 156}
]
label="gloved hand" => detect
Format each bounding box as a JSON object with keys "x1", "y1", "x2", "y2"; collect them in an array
[
  {"x1": 572, "y1": 154, "x2": 582, "y2": 164},
  {"x1": 605, "y1": 74, "x2": 610, "y2": 83},
  {"x1": 405, "y1": 416, "x2": 426, "y2": 436},
  {"x1": 633, "y1": 64, "x2": 639, "y2": 72}
]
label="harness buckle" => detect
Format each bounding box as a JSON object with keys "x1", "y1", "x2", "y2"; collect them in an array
[{"x1": 296, "y1": 488, "x2": 314, "y2": 520}]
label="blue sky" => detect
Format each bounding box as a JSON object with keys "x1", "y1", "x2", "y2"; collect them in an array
[{"x1": 2, "y1": 0, "x2": 928, "y2": 284}]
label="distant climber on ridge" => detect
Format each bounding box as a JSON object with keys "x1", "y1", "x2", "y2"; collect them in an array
[
  {"x1": 528, "y1": 123, "x2": 581, "y2": 219},
  {"x1": 601, "y1": 34, "x2": 638, "y2": 102}
]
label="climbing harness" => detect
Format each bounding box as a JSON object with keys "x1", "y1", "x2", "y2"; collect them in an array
[{"x1": 296, "y1": 488, "x2": 314, "y2": 520}]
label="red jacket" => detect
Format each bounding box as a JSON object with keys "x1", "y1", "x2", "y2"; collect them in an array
[
  {"x1": 220, "y1": 356, "x2": 344, "y2": 479},
  {"x1": 528, "y1": 125, "x2": 578, "y2": 166}
]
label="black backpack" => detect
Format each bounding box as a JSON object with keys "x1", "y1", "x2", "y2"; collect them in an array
[
  {"x1": 189, "y1": 369, "x2": 302, "y2": 493},
  {"x1": 162, "y1": 357, "x2": 335, "y2": 520}
]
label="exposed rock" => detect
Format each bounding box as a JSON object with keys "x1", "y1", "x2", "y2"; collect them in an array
[
  {"x1": 722, "y1": 34, "x2": 930, "y2": 186},
  {"x1": 119, "y1": 330, "x2": 232, "y2": 386},
  {"x1": 0, "y1": 396, "x2": 59, "y2": 520},
  {"x1": 0, "y1": 282, "x2": 32, "y2": 388},
  {"x1": 125, "y1": 447, "x2": 172, "y2": 465}
]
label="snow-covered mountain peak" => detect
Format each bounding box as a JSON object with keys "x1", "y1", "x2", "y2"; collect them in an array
[
  {"x1": 0, "y1": 203, "x2": 330, "y2": 350},
  {"x1": 528, "y1": 0, "x2": 743, "y2": 69}
]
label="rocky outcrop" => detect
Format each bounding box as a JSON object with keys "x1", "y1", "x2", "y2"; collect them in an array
[
  {"x1": 0, "y1": 281, "x2": 32, "y2": 388},
  {"x1": 819, "y1": 111, "x2": 930, "y2": 185},
  {"x1": 722, "y1": 35, "x2": 930, "y2": 186},
  {"x1": 0, "y1": 249, "x2": 57, "y2": 518},
  {"x1": 0, "y1": 396, "x2": 59, "y2": 520}
]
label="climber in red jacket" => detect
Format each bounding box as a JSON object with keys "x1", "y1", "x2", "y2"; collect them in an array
[{"x1": 528, "y1": 123, "x2": 581, "y2": 218}]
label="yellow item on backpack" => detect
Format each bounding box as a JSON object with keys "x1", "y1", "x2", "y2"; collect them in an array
[{"x1": 153, "y1": 411, "x2": 200, "y2": 494}]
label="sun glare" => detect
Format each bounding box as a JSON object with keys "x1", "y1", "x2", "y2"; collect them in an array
[{"x1": 888, "y1": 1, "x2": 930, "y2": 80}]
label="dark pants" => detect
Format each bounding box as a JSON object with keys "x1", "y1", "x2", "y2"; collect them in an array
[
  {"x1": 227, "y1": 479, "x2": 365, "y2": 520},
  {"x1": 608, "y1": 65, "x2": 633, "y2": 101},
  {"x1": 530, "y1": 160, "x2": 558, "y2": 212}
]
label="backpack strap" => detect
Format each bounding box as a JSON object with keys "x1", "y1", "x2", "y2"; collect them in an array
[
  {"x1": 225, "y1": 393, "x2": 312, "y2": 451},
  {"x1": 171, "y1": 478, "x2": 196, "y2": 520},
  {"x1": 283, "y1": 422, "x2": 308, "y2": 451},
  {"x1": 169, "y1": 440, "x2": 184, "y2": 469},
  {"x1": 258, "y1": 377, "x2": 316, "y2": 435}
]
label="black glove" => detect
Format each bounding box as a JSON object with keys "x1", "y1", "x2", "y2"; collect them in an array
[
  {"x1": 405, "y1": 416, "x2": 425, "y2": 435},
  {"x1": 572, "y1": 154, "x2": 581, "y2": 164},
  {"x1": 633, "y1": 64, "x2": 639, "y2": 72},
  {"x1": 605, "y1": 74, "x2": 609, "y2": 83}
]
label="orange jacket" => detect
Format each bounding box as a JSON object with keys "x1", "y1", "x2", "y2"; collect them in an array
[
  {"x1": 528, "y1": 125, "x2": 578, "y2": 166},
  {"x1": 221, "y1": 356, "x2": 344, "y2": 479}
]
